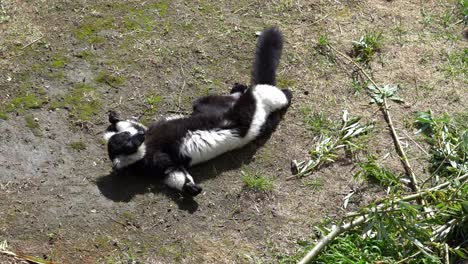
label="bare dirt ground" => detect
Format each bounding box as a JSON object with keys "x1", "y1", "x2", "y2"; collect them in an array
[{"x1": 0, "y1": 0, "x2": 466, "y2": 263}]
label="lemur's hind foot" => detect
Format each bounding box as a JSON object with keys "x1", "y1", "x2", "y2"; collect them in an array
[{"x1": 182, "y1": 182, "x2": 203, "y2": 196}]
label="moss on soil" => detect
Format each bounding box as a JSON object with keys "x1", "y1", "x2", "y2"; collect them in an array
[{"x1": 49, "y1": 83, "x2": 102, "y2": 121}]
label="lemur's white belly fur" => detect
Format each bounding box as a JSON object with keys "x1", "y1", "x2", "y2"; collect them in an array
[{"x1": 180, "y1": 84, "x2": 287, "y2": 166}]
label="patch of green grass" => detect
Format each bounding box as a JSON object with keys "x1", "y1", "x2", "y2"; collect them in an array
[
  {"x1": 317, "y1": 35, "x2": 329, "y2": 47},
  {"x1": 69, "y1": 141, "x2": 87, "y2": 151},
  {"x1": 421, "y1": 7, "x2": 436, "y2": 27},
  {"x1": 145, "y1": 94, "x2": 162, "y2": 109},
  {"x1": 351, "y1": 32, "x2": 383, "y2": 64},
  {"x1": 0, "y1": 82, "x2": 48, "y2": 116},
  {"x1": 75, "y1": 50, "x2": 96, "y2": 61},
  {"x1": 192, "y1": 66, "x2": 212, "y2": 84},
  {"x1": 98, "y1": 138, "x2": 107, "y2": 146},
  {"x1": 241, "y1": 169, "x2": 274, "y2": 191},
  {"x1": 197, "y1": 1, "x2": 220, "y2": 14},
  {"x1": 355, "y1": 156, "x2": 401, "y2": 188},
  {"x1": 94, "y1": 235, "x2": 110, "y2": 248},
  {"x1": 315, "y1": 35, "x2": 335, "y2": 63},
  {"x1": 74, "y1": 17, "x2": 114, "y2": 44},
  {"x1": 157, "y1": 240, "x2": 187, "y2": 263},
  {"x1": 454, "y1": 111, "x2": 468, "y2": 131},
  {"x1": 50, "y1": 54, "x2": 67, "y2": 68},
  {"x1": 392, "y1": 19, "x2": 407, "y2": 44},
  {"x1": 302, "y1": 178, "x2": 324, "y2": 190},
  {"x1": 420, "y1": 4, "x2": 464, "y2": 40},
  {"x1": 148, "y1": 2, "x2": 168, "y2": 16},
  {"x1": 274, "y1": 0, "x2": 294, "y2": 12},
  {"x1": 4, "y1": 93, "x2": 47, "y2": 114},
  {"x1": 277, "y1": 77, "x2": 297, "y2": 88},
  {"x1": 176, "y1": 20, "x2": 194, "y2": 32},
  {"x1": 441, "y1": 48, "x2": 467, "y2": 78},
  {"x1": 440, "y1": 10, "x2": 455, "y2": 28},
  {"x1": 50, "y1": 83, "x2": 102, "y2": 121},
  {"x1": 95, "y1": 70, "x2": 125, "y2": 87},
  {"x1": 351, "y1": 79, "x2": 366, "y2": 94},
  {"x1": 418, "y1": 52, "x2": 433, "y2": 65},
  {"x1": 31, "y1": 58, "x2": 66, "y2": 80},
  {"x1": 105, "y1": 240, "x2": 144, "y2": 264},
  {"x1": 24, "y1": 114, "x2": 38, "y2": 129},
  {"x1": 459, "y1": 0, "x2": 468, "y2": 24},
  {"x1": 24, "y1": 114, "x2": 42, "y2": 136},
  {"x1": 301, "y1": 107, "x2": 334, "y2": 135},
  {"x1": 122, "y1": 2, "x2": 168, "y2": 31},
  {"x1": 140, "y1": 93, "x2": 162, "y2": 125}
]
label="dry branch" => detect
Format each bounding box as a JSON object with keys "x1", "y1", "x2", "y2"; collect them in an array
[
  {"x1": 22, "y1": 36, "x2": 43, "y2": 49},
  {"x1": 327, "y1": 44, "x2": 420, "y2": 193},
  {"x1": 298, "y1": 216, "x2": 367, "y2": 264}
]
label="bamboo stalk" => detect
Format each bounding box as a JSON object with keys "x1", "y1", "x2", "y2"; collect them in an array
[
  {"x1": 0, "y1": 249, "x2": 56, "y2": 264},
  {"x1": 298, "y1": 216, "x2": 367, "y2": 264},
  {"x1": 298, "y1": 173, "x2": 467, "y2": 263}
]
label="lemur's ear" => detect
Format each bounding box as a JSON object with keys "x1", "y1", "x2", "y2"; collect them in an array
[{"x1": 109, "y1": 111, "x2": 121, "y2": 124}]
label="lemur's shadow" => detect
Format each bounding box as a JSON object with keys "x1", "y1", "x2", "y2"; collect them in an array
[{"x1": 96, "y1": 108, "x2": 287, "y2": 213}]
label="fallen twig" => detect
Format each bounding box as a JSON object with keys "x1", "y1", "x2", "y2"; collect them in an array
[
  {"x1": 176, "y1": 60, "x2": 188, "y2": 112},
  {"x1": 311, "y1": 13, "x2": 330, "y2": 25},
  {"x1": 22, "y1": 36, "x2": 44, "y2": 49},
  {"x1": 233, "y1": 1, "x2": 257, "y2": 14}
]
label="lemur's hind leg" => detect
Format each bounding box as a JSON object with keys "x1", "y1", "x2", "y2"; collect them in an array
[
  {"x1": 164, "y1": 168, "x2": 203, "y2": 196},
  {"x1": 253, "y1": 85, "x2": 292, "y2": 112}
]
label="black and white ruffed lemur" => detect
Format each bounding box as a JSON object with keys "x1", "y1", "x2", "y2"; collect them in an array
[{"x1": 104, "y1": 28, "x2": 292, "y2": 196}]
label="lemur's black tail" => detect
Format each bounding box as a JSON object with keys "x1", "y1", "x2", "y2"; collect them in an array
[{"x1": 251, "y1": 28, "x2": 283, "y2": 86}]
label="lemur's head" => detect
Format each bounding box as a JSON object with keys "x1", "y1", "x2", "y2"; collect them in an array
[{"x1": 104, "y1": 111, "x2": 147, "y2": 170}]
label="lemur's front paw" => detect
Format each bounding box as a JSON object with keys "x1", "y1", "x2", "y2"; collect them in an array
[
  {"x1": 109, "y1": 111, "x2": 121, "y2": 124},
  {"x1": 182, "y1": 182, "x2": 203, "y2": 196}
]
